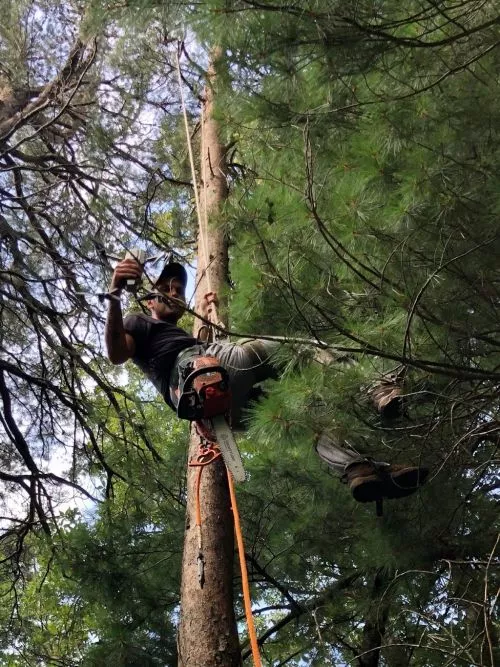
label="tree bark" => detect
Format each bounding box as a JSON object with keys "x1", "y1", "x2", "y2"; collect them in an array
[
  {"x1": 177, "y1": 51, "x2": 240, "y2": 667},
  {"x1": 357, "y1": 569, "x2": 391, "y2": 667}
]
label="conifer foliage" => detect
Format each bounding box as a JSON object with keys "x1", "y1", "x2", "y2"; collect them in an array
[{"x1": 0, "y1": 1, "x2": 498, "y2": 665}]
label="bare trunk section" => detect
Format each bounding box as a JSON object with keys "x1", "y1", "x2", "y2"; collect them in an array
[
  {"x1": 177, "y1": 52, "x2": 240, "y2": 667},
  {"x1": 357, "y1": 570, "x2": 391, "y2": 667}
]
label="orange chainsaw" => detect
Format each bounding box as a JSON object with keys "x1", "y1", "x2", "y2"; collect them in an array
[{"x1": 170, "y1": 354, "x2": 245, "y2": 482}]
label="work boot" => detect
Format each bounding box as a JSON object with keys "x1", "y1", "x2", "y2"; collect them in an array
[
  {"x1": 369, "y1": 380, "x2": 403, "y2": 419},
  {"x1": 345, "y1": 461, "x2": 429, "y2": 503}
]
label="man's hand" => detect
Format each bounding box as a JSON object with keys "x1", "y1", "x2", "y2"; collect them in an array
[
  {"x1": 109, "y1": 257, "x2": 143, "y2": 293},
  {"x1": 105, "y1": 258, "x2": 139, "y2": 364}
]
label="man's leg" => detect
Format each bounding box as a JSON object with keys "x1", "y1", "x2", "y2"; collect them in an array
[
  {"x1": 315, "y1": 433, "x2": 365, "y2": 474},
  {"x1": 204, "y1": 339, "x2": 428, "y2": 502},
  {"x1": 316, "y1": 432, "x2": 429, "y2": 503},
  {"x1": 204, "y1": 338, "x2": 280, "y2": 425},
  {"x1": 207, "y1": 339, "x2": 403, "y2": 418}
]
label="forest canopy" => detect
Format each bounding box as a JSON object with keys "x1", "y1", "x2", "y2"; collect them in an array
[{"x1": 0, "y1": 1, "x2": 498, "y2": 665}]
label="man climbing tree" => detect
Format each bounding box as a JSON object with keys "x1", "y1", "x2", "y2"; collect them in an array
[{"x1": 104, "y1": 257, "x2": 428, "y2": 505}]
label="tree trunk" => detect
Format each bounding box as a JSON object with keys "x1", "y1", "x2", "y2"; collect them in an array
[
  {"x1": 177, "y1": 51, "x2": 240, "y2": 667},
  {"x1": 357, "y1": 570, "x2": 391, "y2": 667}
]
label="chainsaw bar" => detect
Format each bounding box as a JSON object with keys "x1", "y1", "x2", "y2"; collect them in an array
[{"x1": 211, "y1": 416, "x2": 246, "y2": 483}]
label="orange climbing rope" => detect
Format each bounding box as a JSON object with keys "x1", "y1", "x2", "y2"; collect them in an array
[
  {"x1": 227, "y1": 468, "x2": 262, "y2": 667},
  {"x1": 191, "y1": 444, "x2": 222, "y2": 521},
  {"x1": 189, "y1": 440, "x2": 222, "y2": 586}
]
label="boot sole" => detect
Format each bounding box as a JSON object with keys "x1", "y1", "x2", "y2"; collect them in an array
[
  {"x1": 350, "y1": 467, "x2": 429, "y2": 503},
  {"x1": 350, "y1": 474, "x2": 384, "y2": 503},
  {"x1": 385, "y1": 467, "x2": 429, "y2": 499}
]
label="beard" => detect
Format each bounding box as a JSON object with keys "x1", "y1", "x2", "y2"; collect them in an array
[{"x1": 151, "y1": 297, "x2": 185, "y2": 322}]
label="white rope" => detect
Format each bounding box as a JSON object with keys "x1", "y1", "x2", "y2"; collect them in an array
[
  {"x1": 201, "y1": 104, "x2": 211, "y2": 280},
  {"x1": 175, "y1": 46, "x2": 212, "y2": 297}
]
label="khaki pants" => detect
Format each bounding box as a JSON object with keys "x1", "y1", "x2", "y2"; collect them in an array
[
  {"x1": 171, "y1": 339, "x2": 391, "y2": 475},
  {"x1": 204, "y1": 338, "x2": 280, "y2": 426}
]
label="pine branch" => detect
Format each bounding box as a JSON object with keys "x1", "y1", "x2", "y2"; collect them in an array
[{"x1": 241, "y1": 571, "x2": 362, "y2": 660}]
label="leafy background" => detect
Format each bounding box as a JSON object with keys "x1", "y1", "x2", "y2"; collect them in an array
[{"x1": 0, "y1": 1, "x2": 498, "y2": 665}]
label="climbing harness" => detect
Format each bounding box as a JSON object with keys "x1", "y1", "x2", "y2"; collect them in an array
[{"x1": 170, "y1": 347, "x2": 246, "y2": 482}]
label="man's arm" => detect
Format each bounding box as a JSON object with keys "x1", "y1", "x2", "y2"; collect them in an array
[
  {"x1": 105, "y1": 299, "x2": 136, "y2": 364},
  {"x1": 105, "y1": 257, "x2": 142, "y2": 364}
]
